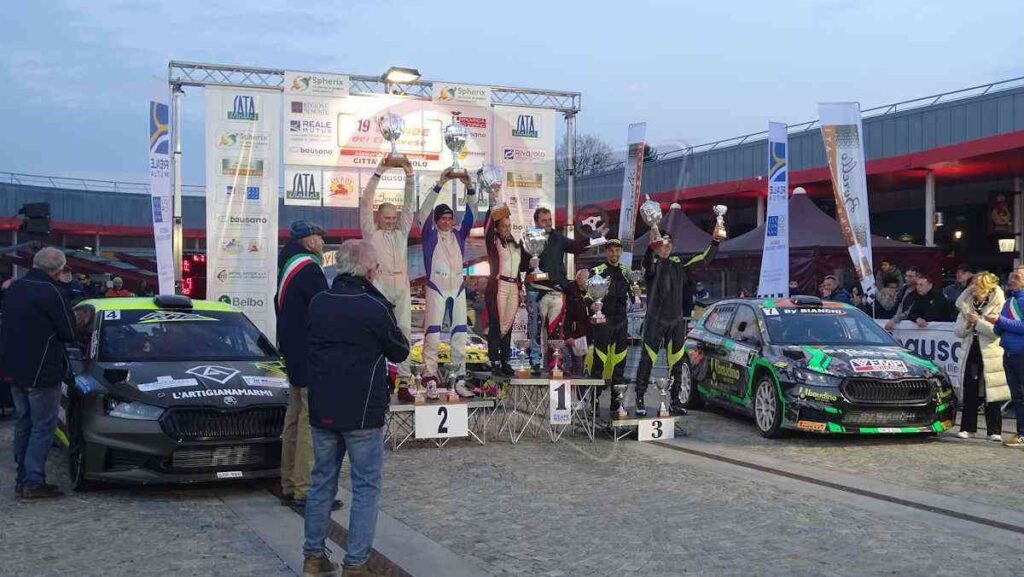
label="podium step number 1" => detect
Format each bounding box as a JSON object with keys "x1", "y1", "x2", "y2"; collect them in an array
[
  {"x1": 549, "y1": 380, "x2": 571, "y2": 425},
  {"x1": 637, "y1": 418, "x2": 674, "y2": 441},
  {"x1": 414, "y1": 404, "x2": 469, "y2": 439}
]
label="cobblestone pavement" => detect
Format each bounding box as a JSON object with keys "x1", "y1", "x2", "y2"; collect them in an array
[
  {"x1": 0, "y1": 419, "x2": 294, "y2": 577},
  {"x1": 375, "y1": 423, "x2": 1023, "y2": 577},
  {"x1": 675, "y1": 405, "x2": 1024, "y2": 513}
]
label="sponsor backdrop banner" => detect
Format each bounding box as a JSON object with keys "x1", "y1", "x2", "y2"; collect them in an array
[
  {"x1": 757, "y1": 121, "x2": 789, "y2": 299},
  {"x1": 875, "y1": 321, "x2": 963, "y2": 394},
  {"x1": 819, "y1": 102, "x2": 876, "y2": 300},
  {"x1": 205, "y1": 87, "x2": 280, "y2": 340},
  {"x1": 494, "y1": 105, "x2": 556, "y2": 239},
  {"x1": 617, "y1": 123, "x2": 646, "y2": 266},
  {"x1": 148, "y1": 78, "x2": 174, "y2": 295}
]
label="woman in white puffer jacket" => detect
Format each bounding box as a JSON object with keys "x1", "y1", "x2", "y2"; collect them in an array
[{"x1": 953, "y1": 272, "x2": 1011, "y2": 441}]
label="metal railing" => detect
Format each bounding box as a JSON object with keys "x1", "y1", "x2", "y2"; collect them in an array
[{"x1": 1, "y1": 171, "x2": 207, "y2": 196}]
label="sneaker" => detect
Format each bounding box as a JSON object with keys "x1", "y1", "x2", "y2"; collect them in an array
[
  {"x1": 955, "y1": 430, "x2": 974, "y2": 439},
  {"x1": 303, "y1": 551, "x2": 340, "y2": 577},
  {"x1": 669, "y1": 400, "x2": 688, "y2": 416},
  {"x1": 20, "y1": 484, "x2": 64, "y2": 500},
  {"x1": 396, "y1": 387, "x2": 416, "y2": 403},
  {"x1": 635, "y1": 394, "x2": 646, "y2": 417},
  {"x1": 988, "y1": 434, "x2": 1003, "y2": 442},
  {"x1": 423, "y1": 376, "x2": 440, "y2": 400},
  {"x1": 1003, "y1": 435, "x2": 1024, "y2": 447},
  {"x1": 454, "y1": 377, "x2": 475, "y2": 398}
]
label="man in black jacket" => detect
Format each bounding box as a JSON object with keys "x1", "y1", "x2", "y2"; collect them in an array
[
  {"x1": 589, "y1": 239, "x2": 636, "y2": 413},
  {"x1": 907, "y1": 274, "x2": 953, "y2": 326},
  {"x1": 275, "y1": 221, "x2": 330, "y2": 511},
  {"x1": 635, "y1": 226, "x2": 723, "y2": 416},
  {"x1": 524, "y1": 207, "x2": 606, "y2": 373},
  {"x1": 303, "y1": 240, "x2": 409, "y2": 577},
  {"x1": 0, "y1": 247, "x2": 76, "y2": 499}
]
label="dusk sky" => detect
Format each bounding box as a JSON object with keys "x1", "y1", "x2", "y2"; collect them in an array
[{"x1": 2, "y1": 0, "x2": 1022, "y2": 185}]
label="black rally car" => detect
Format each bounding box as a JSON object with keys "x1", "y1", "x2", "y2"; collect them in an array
[
  {"x1": 678, "y1": 296, "x2": 957, "y2": 438},
  {"x1": 65, "y1": 295, "x2": 288, "y2": 489}
]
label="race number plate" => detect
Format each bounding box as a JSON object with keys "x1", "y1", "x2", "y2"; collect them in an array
[
  {"x1": 637, "y1": 418, "x2": 674, "y2": 441},
  {"x1": 549, "y1": 380, "x2": 572, "y2": 425},
  {"x1": 414, "y1": 404, "x2": 469, "y2": 439}
]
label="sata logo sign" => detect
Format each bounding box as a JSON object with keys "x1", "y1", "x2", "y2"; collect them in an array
[
  {"x1": 228, "y1": 95, "x2": 259, "y2": 121},
  {"x1": 512, "y1": 115, "x2": 538, "y2": 138},
  {"x1": 289, "y1": 173, "x2": 320, "y2": 201}
]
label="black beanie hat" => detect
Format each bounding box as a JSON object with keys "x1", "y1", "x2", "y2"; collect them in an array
[{"x1": 434, "y1": 204, "x2": 454, "y2": 221}]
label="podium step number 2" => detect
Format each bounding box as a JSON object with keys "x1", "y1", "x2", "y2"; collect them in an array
[
  {"x1": 637, "y1": 418, "x2": 674, "y2": 441},
  {"x1": 414, "y1": 404, "x2": 469, "y2": 439},
  {"x1": 549, "y1": 380, "x2": 572, "y2": 425}
]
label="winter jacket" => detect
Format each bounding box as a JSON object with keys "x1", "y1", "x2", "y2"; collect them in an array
[
  {"x1": 589, "y1": 261, "x2": 631, "y2": 321},
  {"x1": 824, "y1": 288, "x2": 852, "y2": 304},
  {"x1": 0, "y1": 269, "x2": 77, "y2": 388},
  {"x1": 524, "y1": 230, "x2": 594, "y2": 292},
  {"x1": 642, "y1": 241, "x2": 719, "y2": 321},
  {"x1": 891, "y1": 284, "x2": 919, "y2": 323},
  {"x1": 907, "y1": 287, "x2": 952, "y2": 322},
  {"x1": 306, "y1": 274, "x2": 409, "y2": 431},
  {"x1": 994, "y1": 289, "x2": 1024, "y2": 355},
  {"x1": 275, "y1": 240, "x2": 328, "y2": 388},
  {"x1": 563, "y1": 281, "x2": 590, "y2": 340},
  {"x1": 953, "y1": 288, "x2": 1010, "y2": 403}
]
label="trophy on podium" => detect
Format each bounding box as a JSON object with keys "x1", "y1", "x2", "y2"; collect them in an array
[
  {"x1": 640, "y1": 195, "x2": 664, "y2": 244},
  {"x1": 377, "y1": 113, "x2": 404, "y2": 159},
  {"x1": 444, "y1": 113, "x2": 469, "y2": 178},
  {"x1": 548, "y1": 339, "x2": 564, "y2": 378},
  {"x1": 522, "y1": 228, "x2": 550, "y2": 282},
  {"x1": 656, "y1": 376, "x2": 672, "y2": 418},
  {"x1": 625, "y1": 269, "x2": 643, "y2": 306},
  {"x1": 514, "y1": 338, "x2": 532, "y2": 378},
  {"x1": 712, "y1": 204, "x2": 729, "y2": 241},
  {"x1": 477, "y1": 164, "x2": 509, "y2": 220},
  {"x1": 586, "y1": 274, "x2": 610, "y2": 325},
  {"x1": 411, "y1": 365, "x2": 424, "y2": 404},
  {"x1": 612, "y1": 383, "x2": 629, "y2": 420}
]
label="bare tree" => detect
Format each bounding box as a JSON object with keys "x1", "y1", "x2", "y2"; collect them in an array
[
  {"x1": 556, "y1": 133, "x2": 616, "y2": 179},
  {"x1": 643, "y1": 144, "x2": 658, "y2": 163}
]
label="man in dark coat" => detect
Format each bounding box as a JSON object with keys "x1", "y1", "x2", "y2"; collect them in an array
[
  {"x1": 588, "y1": 239, "x2": 635, "y2": 412},
  {"x1": 275, "y1": 220, "x2": 330, "y2": 511},
  {"x1": 907, "y1": 275, "x2": 953, "y2": 326},
  {"x1": 302, "y1": 240, "x2": 409, "y2": 577},
  {"x1": 0, "y1": 247, "x2": 77, "y2": 499},
  {"x1": 562, "y1": 269, "x2": 591, "y2": 376}
]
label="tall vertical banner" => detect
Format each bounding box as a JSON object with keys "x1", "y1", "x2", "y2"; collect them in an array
[
  {"x1": 494, "y1": 106, "x2": 556, "y2": 239},
  {"x1": 148, "y1": 79, "x2": 174, "y2": 295},
  {"x1": 819, "y1": 103, "x2": 876, "y2": 300},
  {"x1": 618, "y1": 123, "x2": 647, "y2": 266},
  {"x1": 205, "y1": 88, "x2": 280, "y2": 340},
  {"x1": 757, "y1": 122, "x2": 790, "y2": 299}
]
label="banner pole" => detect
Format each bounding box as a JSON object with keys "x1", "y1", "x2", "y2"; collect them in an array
[
  {"x1": 171, "y1": 83, "x2": 184, "y2": 294},
  {"x1": 565, "y1": 111, "x2": 576, "y2": 273}
]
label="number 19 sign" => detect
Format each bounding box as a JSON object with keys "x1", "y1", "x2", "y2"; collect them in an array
[
  {"x1": 414, "y1": 404, "x2": 469, "y2": 439},
  {"x1": 549, "y1": 380, "x2": 572, "y2": 425}
]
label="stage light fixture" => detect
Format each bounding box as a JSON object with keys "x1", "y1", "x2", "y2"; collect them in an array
[{"x1": 383, "y1": 66, "x2": 421, "y2": 84}]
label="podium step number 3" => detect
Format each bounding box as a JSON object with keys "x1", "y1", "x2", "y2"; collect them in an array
[
  {"x1": 637, "y1": 418, "x2": 674, "y2": 441},
  {"x1": 414, "y1": 404, "x2": 469, "y2": 439}
]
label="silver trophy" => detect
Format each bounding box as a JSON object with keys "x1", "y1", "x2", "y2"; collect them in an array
[
  {"x1": 410, "y1": 364, "x2": 424, "y2": 404},
  {"x1": 612, "y1": 383, "x2": 629, "y2": 419},
  {"x1": 477, "y1": 165, "x2": 509, "y2": 221},
  {"x1": 656, "y1": 376, "x2": 672, "y2": 417},
  {"x1": 586, "y1": 274, "x2": 610, "y2": 325},
  {"x1": 548, "y1": 339, "x2": 564, "y2": 378},
  {"x1": 625, "y1": 269, "x2": 643, "y2": 306},
  {"x1": 377, "y1": 113, "x2": 404, "y2": 159},
  {"x1": 444, "y1": 114, "x2": 469, "y2": 177},
  {"x1": 712, "y1": 204, "x2": 728, "y2": 240},
  {"x1": 639, "y1": 195, "x2": 664, "y2": 244},
  {"x1": 522, "y1": 227, "x2": 550, "y2": 282},
  {"x1": 514, "y1": 338, "x2": 532, "y2": 377}
]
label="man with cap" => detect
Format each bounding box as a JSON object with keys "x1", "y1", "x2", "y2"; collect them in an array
[
  {"x1": 418, "y1": 169, "x2": 478, "y2": 398},
  {"x1": 275, "y1": 220, "x2": 338, "y2": 512},
  {"x1": 588, "y1": 238, "x2": 638, "y2": 413},
  {"x1": 361, "y1": 155, "x2": 417, "y2": 401},
  {"x1": 635, "y1": 225, "x2": 724, "y2": 416}
]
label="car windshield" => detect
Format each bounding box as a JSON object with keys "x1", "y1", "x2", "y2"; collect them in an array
[
  {"x1": 763, "y1": 306, "x2": 896, "y2": 346},
  {"x1": 98, "y1": 309, "x2": 276, "y2": 362}
]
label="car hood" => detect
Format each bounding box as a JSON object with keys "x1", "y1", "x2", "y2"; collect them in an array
[
  {"x1": 778, "y1": 345, "x2": 939, "y2": 379},
  {"x1": 93, "y1": 359, "x2": 289, "y2": 408}
]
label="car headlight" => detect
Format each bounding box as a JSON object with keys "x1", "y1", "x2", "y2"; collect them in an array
[
  {"x1": 791, "y1": 368, "x2": 843, "y2": 387},
  {"x1": 104, "y1": 397, "x2": 165, "y2": 420}
]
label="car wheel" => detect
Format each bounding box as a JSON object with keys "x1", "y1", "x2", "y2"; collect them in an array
[
  {"x1": 678, "y1": 361, "x2": 703, "y2": 409},
  {"x1": 68, "y1": 404, "x2": 95, "y2": 491},
  {"x1": 753, "y1": 375, "x2": 784, "y2": 438}
]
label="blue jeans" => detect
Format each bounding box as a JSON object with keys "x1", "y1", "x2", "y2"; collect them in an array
[
  {"x1": 1002, "y1": 354, "x2": 1024, "y2": 436},
  {"x1": 12, "y1": 385, "x2": 62, "y2": 487},
  {"x1": 303, "y1": 426, "x2": 384, "y2": 567}
]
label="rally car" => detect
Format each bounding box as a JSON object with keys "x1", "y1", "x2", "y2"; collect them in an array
[
  {"x1": 64, "y1": 295, "x2": 289, "y2": 489},
  {"x1": 678, "y1": 295, "x2": 957, "y2": 438}
]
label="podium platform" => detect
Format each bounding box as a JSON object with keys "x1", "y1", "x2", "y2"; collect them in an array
[
  {"x1": 492, "y1": 375, "x2": 606, "y2": 443},
  {"x1": 385, "y1": 395, "x2": 496, "y2": 450},
  {"x1": 594, "y1": 405, "x2": 687, "y2": 441}
]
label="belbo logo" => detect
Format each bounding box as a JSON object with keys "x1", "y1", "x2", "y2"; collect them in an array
[
  {"x1": 290, "y1": 173, "x2": 319, "y2": 200},
  {"x1": 512, "y1": 115, "x2": 538, "y2": 138},
  {"x1": 219, "y1": 294, "x2": 266, "y2": 308},
  {"x1": 228, "y1": 95, "x2": 259, "y2": 121}
]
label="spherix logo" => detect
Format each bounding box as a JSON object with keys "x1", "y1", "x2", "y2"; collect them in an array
[
  {"x1": 512, "y1": 115, "x2": 538, "y2": 138},
  {"x1": 289, "y1": 173, "x2": 320, "y2": 201},
  {"x1": 227, "y1": 95, "x2": 259, "y2": 121}
]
